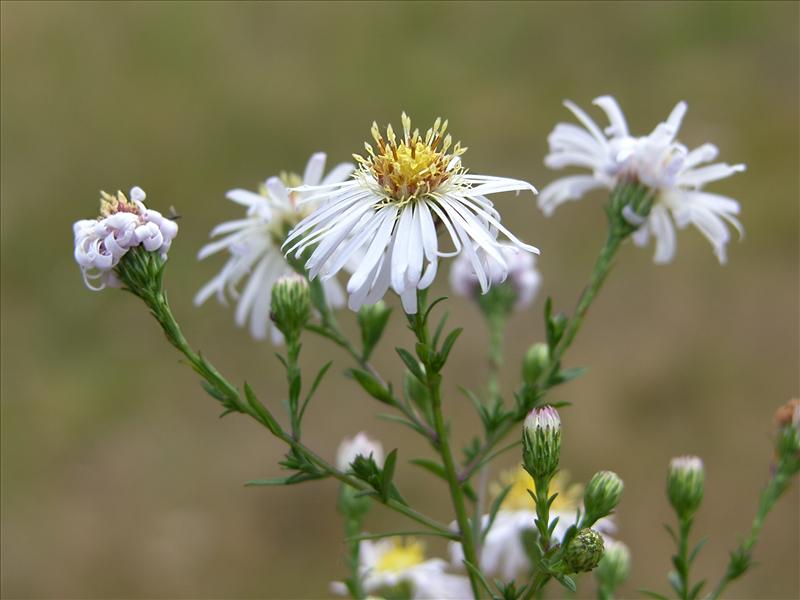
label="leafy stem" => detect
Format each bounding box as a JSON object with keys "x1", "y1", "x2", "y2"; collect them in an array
[
  {"x1": 409, "y1": 290, "x2": 483, "y2": 600},
  {"x1": 116, "y1": 251, "x2": 454, "y2": 540}
]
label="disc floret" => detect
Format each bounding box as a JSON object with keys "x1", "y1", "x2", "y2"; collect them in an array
[{"x1": 355, "y1": 112, "x2": 467, "y2": 205}]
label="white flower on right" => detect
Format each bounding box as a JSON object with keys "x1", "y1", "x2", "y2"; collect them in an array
[
  {"x1": 539, "y1": 96, "x2": 745, "y2": 264},
  {"x1": 336, "y1": 432, "x2": 385, "y2": 471},
  {"x1": 450, "y1": 243, "x2": 541, "y2": 311},
  {"x1": 330, "y1": 538, "x2": 471, "y2": 600}
]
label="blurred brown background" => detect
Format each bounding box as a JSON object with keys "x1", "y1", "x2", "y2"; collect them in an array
[{"x1": 1, "y1": 1, "x2": 798, "y2": 598}]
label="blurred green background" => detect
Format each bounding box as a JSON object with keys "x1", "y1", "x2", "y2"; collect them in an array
[{"x1": 2, "y1": 1, "x2": 798, "y2": 598}]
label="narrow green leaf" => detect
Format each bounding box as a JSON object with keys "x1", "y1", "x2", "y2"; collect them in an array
[
  {"x1": 663, "y1": 523, "x2": 678, "y2": 543},
  {"x1": 299, "y1": 361, "x2": 333, "y2": 421},
  {"x1": 432, "y1": 311, "x2": 450, "y2": 349},
  {"x1": 243, "y1": 382, "x2": 282, "y2": 435},
  {"x1": 462, "y1": 559, "x2": 498, "y2": 599},
  {"x1": 409, "y1": 458, "x2": 447, "y2": 480},
  {"x1": 396, "y1": 347, "x2": 426, "y2": 382},
  {"x1": 689, "y1": 537, "x2": 708, "y2": 564},
  {"x1": 422, "y1": 295, "x2": 448, "y2": 327},
  {"x1": 688, "y1": 579, "x2": 706, "y2": 600},
  {"x1": 483, "y1": 484, "x2": 513, "y2": 541},
  {"x1": 381, "y1": 449, "x2": 399, "y2": 501},
  {"x1": 436, "y1": 327, "x2": 463, "y2": 367},
  {"x1": 347, "y1": 368, "x2": 394, "y2": 404}
]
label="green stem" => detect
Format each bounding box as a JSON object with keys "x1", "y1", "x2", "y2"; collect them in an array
[
  {"x1": 708, "y1": 446, "x2": 800, "y2": 599},
  {"x1": 542, "y1": 181, "x2": 650, "y2": 388},
  {"x1": 473, "y1": 310, "x2": 508, "y2": 556},
  {"x1": 413, "y1": 292, "x2": 483, "y2": 600},
  {"x1": 305, "y1": 280, "x2": 439, "y2": 444},
  {"x1": 676, "y1": 517, "x2": 693, "y2": 600}
]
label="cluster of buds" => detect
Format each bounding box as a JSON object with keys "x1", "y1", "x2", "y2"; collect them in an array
[
  {"x1": 73, "y1": 187, "x2": 178, "y2": 290},
  {"x1": 667, "y1": 455, "x2": 705, "y2": 521},
  {"x1": 269, "y1": 274, "x2": 311, "y2": 342},
  {"x1": 522, "y1": 406, "x2": 561, "y2": 480}
]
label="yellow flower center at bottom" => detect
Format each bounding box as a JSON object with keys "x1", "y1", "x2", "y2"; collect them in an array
[{"x1": 375, "y1": 539, "x2": 426, "y2": 573}]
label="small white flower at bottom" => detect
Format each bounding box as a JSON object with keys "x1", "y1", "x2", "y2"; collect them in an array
[
  {"x1": 73, "y1": 187, "x2": 178, "y2": 290},
  {"x1": 330, "y1": 538, "x2": 472, "y2": 600},
  {"x1": 539, "y1": 96, "x2": 745, "y2": 264},
  {"x1": 450, "y1": 243, "x2": 541, "y2": 310},
  {"x1": 194, "y1": 152, "x2": 353, "y2": 343}
]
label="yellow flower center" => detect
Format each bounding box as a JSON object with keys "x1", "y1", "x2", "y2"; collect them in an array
[
  {"x1": 493, "y1": 467, "x2": 583, "y2": 512},
  {"x1": 375, "y1": 539, "x2": 426, "y2": 573},
  {"x1": 355, "y1": 112, "x2": 466, "y2": 206},
  {"x1": 99, "y1": 190, "x2": 140, "y2": 218}
]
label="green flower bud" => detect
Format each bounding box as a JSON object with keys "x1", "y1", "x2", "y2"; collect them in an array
[
  {"x1": 564, "y1": 528, "x2": 605, "y2": 573},
  {"x1": 522, "y1": 406, "x2": 561, "y2": 479},
  {"x1": 667, "y1": 455, "x2": 704, "y2": 520},
  {"x1": 584, "y1": 470, "x2": 624, "y2": 524},
  {"x1": 522, "y1": 343, "x2": 550, "y2": 384},
  {"x1": 270, "y1": 274, "x2": 310, "y2": 341},
  {"x1": 595, "y1": 540, "x2": 631, "y2": 590}
]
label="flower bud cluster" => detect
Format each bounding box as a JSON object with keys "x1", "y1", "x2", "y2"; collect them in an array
[
  {"x1": 522, "y1": 406, "x2": 561, "y2": 480},
  {"x1": 667, "y1": 455, "x2": 705, "y2": 520},
  {"x1": 73, "y1": 187, "x2": 178, "y2": 290}
]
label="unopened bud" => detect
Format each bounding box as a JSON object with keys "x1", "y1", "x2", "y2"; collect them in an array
[
  {"x1": 595, "y1": 540, "x2": 630, "y2": 589},
  {"x1": 523, "y1": 343, "x2": 550, "y2": 384},
  {"x1": 522, "y1": 406, "x2": 561, "y2": 479},
  {"x1": 270, "y1": 274, "x2": 310, "y2": 341},
  {"x1": 667, "y1": 456, "x2": 704, "y2": 520},
  {"x1": 564, "y1": 528, "x2": 605, "y2": 573},
  {"x1": 584, "y1": 471, "x2": 624, "y2": 525},
  {"x1": 336, "y1": 432, "x2": 384, "y2": 471}
]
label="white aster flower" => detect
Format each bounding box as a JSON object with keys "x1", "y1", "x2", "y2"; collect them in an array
[
  {"x1": 336, "y1": 432, "x2": 385, "y2": 471},
  {"x1": 284, "y1": 113, "x2": 539, "y2": 314},
  {"x1": 540, "y1": 95, "x2": 745, "y2": 264},
  {"x1": 194, "y1": 153, "x2": 354, "y2": 342},
  {"x1": 73, "y1": 187, "x2": 178, "y2": 291},
  {"x1": 450, "y1": 243, "x2": 541, "y2": 310},
  {"x1": 449, "y1": 468, "x2": 615, "y2": 581},
  {"x1": 331, "y1": 538, "x2": 472, "y2": 600}
]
